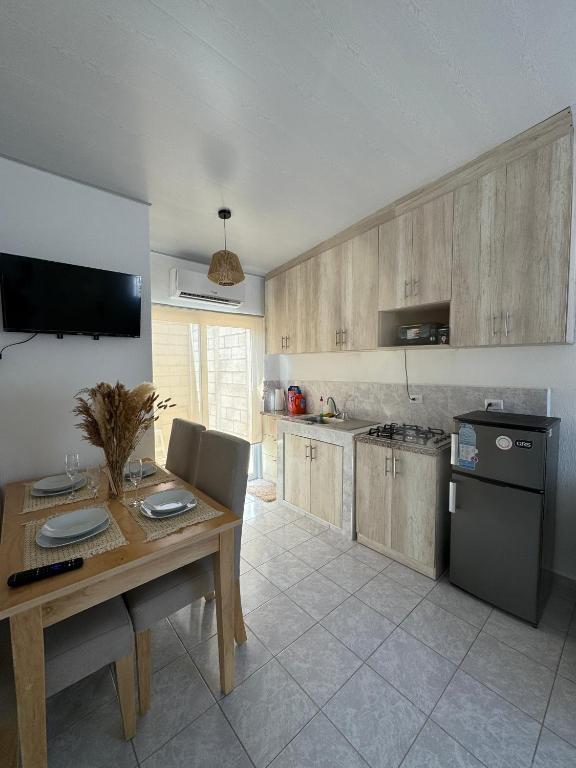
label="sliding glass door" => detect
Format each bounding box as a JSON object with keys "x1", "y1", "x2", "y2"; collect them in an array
[{"x1": 151, "y1": 305, "x2": 264, "y2": 472}]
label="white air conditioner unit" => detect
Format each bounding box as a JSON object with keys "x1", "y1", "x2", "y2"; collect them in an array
[{"x1": 169, "y1": 267, "x2": 245, "y2": 309}]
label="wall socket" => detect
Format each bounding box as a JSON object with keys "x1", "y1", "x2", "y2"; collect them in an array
[
  {"x1": 484, "y1": 398, "x2": 504, "y2": 411},
  {"x1": 409, "y1": 393, "x2": 423, "y2": 403}
]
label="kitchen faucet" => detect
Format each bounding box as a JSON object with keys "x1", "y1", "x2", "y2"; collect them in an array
[{"x1": 326, "y1": 396, "x2": 341, "y2": 417}]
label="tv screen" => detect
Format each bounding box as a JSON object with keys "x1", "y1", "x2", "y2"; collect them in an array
[{"x1": 0, "y1": 253, "x2": 142, "y2": 338}]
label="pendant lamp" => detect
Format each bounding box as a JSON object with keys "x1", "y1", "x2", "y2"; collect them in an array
[{"x1": 208, "y1": 208, "x2": 245, "y2": 286}]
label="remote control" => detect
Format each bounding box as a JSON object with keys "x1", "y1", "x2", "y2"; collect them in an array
[{"x1": 7, "y1": 558, "x2": 84, "y2": 588}]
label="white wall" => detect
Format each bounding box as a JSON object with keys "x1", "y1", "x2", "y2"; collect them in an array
[
  {"x1": 0, "y1": 157, "x2": 153, "y2": 487},
  {"x1": 150, "y1": 251, "x2": 264, "y2": 316},
  {"x1": 266, "y1": 344, "x2": 576, "y2": 580}
]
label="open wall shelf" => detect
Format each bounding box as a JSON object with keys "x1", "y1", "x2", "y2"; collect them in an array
[{"x1": 378, "y1": 302, "x2": 451, "y2": 349}]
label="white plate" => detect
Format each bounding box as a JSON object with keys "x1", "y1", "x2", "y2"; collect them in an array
[
  {"x1": 31, "y1": 476, "x2": 87, "y2": 497},
  {"x1": 142, "y1": 489, "x2": 197, "y2": 515},
  {"x1": 139, "y1": 499, "x2": 197, "y2": 519},
  {"x1": 33, "y1": 474, "x2": 83, "y2": 493},
  {"x1": 36, "y1": 518, "x2": 110, "y2": 549},
  {"x1": 124, "y1": 461, "x2": 157, "y2": 480},
  {"x1": 41, "y1": 506, "x2": 109, "y2": 539}
]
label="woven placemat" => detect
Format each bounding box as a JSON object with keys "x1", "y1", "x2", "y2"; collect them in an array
[
  {"x1": 23, "y1": 507, "x2": 127, "y2": 568},
  {"x1": 21, "y1": 463, "x2": 176, "y2": 515},
  {"x1": 126, "y1": 495, "x2": 223, "y2": 542}
]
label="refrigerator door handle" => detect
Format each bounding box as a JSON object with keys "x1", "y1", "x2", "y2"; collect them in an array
[
  {"x1": 451, "y1": 433, "x2": 459, "y2": 466},
  {"x1": 449, "y1": 481, "x2": 457, "y2": 514}
]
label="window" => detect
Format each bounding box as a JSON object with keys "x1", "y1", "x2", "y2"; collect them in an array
[{"x1": 151, "y1": 305, "x2": 264, "y2": 469}]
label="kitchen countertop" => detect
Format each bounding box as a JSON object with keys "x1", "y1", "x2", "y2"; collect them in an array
[{"x1": 356, "y1": 433, "x2": 451, "y2": 457}]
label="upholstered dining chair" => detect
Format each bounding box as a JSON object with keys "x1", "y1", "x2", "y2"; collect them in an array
[
  {"x1": 123, "y1": 429, "x2": 250, "y2": 714},
  {"x1": 3, "y1": 598, "x2": 136, "y2": 747},
  {"x1": 165, "y1": 418, "x2": 206, "y2": 484}
]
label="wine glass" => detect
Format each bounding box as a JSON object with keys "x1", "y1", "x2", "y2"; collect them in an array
[
  {"x1": 85, "y1": 467, "x2": 100, "y2": 499},
  {"x1": 128, "y1": 458, "x2": 143, "y2": 507},
  {"x1": 65, "y1": 452, "x2": 80, "y2": 500}
]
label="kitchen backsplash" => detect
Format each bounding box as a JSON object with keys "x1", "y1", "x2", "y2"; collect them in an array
[{"x1": 263, "y1": 380, "x2": 549, "y2": 432}]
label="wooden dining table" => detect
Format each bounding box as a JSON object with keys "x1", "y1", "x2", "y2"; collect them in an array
[{"x1": 0, "y1": 471, "x2": 241, "y2": 768}]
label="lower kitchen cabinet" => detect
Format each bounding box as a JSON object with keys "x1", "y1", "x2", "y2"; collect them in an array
[
  {"x1": 283, "y1": 433, "x2": 343, "y2": 527},
  {"x1": 355, "y1": 439, "x2": 450, "y2": 579}
]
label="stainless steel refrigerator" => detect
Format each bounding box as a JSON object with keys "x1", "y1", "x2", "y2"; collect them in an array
[{"x1": 449, "y1": 411, "x2": 560, "y2": 625}]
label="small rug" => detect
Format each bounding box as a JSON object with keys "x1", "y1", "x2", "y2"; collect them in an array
[{"x1": 247, "y1": 479, "x2": 277, "y2": 503}]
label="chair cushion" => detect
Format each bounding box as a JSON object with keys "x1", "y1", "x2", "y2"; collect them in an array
[
  {"x1": 123, "y1": 558, "x2": 214, "y2": 633},
  {"x1": 44, "y1": 597, "x2": 133, "y2": 698}
]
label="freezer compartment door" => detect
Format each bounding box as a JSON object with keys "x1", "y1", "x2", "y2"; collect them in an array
[
  {"x1": 453, "y1": 421, "x2": 546, "y2": 490},
  {"x1": 450, "y1": 474, "x2": 543, "y2": 624}
]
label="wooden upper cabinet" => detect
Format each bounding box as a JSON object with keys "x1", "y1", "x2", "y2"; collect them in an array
[
  {"x1": 411, "y1": 192, "x2": 453, "y2": 305},
  {"x1": 379, "y1": 192, "x2": 453, "y2": 310},
  {"x1": 379, "y1": 213, "x2": 412, "y2": 310},
  {"x1": 501, "y1": 134, "x2": 573, "y2": 345},
  {"x1": 341, "y1": 227, "x2": 379, "y2": 350},
  {"x1": 314, "y1": 246, "x2": 343, "y2": 352},
  {"x1": 264, "y1": 272, "x2": 286, "y2": 354},
  {"x1": 451, "y1": 169, "x2": 506, "y2": 347}
]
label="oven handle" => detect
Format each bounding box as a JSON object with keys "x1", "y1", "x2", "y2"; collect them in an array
[
  {"x1": 449, "y1": 481, "x2": 457, "y2": 514},
  {"x1": 450, "y1": 433, "x2": 459, "y2": 466}
]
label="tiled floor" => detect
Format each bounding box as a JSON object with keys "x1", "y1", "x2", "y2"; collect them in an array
[{"x1": 46, "y1": 497, "x2": 576, "y2": 768}]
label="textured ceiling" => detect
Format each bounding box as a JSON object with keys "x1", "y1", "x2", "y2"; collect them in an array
[{"x1": 1, "y1": 1, "x2": 575, "y2": 274}]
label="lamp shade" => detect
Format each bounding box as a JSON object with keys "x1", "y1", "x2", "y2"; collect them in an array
[{"x1": 207, "y1": 249, "x2": 245, "y2": 286}]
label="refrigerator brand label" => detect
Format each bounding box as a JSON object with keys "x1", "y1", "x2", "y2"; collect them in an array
[
  {"x1": 458, "y1": 423, "x2": 478, "y2": 469},
  {"x1": 515, "y1": 439, "x2": 533, "y2": 449},
  {"x1": 496, "y1": 435, "x2": 513, "y2": 451}
]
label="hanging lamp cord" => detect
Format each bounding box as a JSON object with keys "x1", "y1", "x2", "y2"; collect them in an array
[{"x1": 223, "y1": 217, "x2": 227, "y2": 251}]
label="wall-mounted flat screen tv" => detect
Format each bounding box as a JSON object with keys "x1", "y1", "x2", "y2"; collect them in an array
[{"x1": 0, "y1": 253, "x2": 142, "y2": 338}]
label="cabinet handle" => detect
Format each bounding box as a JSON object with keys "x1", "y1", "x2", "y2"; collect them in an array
[
  {"x1": 335, "y1": 329, "x2": 341, "y2": 346},
  {"x1": 450, "y1": 433, "x2": 459, "y2": 466},
  {"x1": 412, "y1": 278, "x2": 419, "y2": 296},
  {"x1": 285, "y1": 335, "x2": 290, "y2": 349},
  {"x1": 341, "y1": 328, "x2": 347, "y2": 346},
  {"x1": 281, "y1": 336, "x2": 285, "y2": 349},
  {"x1": 491, "y1": 315, "x2": 499, "y2": 336},
  {"x1": 504, "y1": 312, "x2": 510, "y2": 337},
  {"x1": 404, "y1": 280, "x2": 410, "y2": 298},
  {"x1": 310, "y1": 445, "x2": 316, "y2": 461},
  {"x1": 393, "y1": 457, "x2": 399, "y2": 478},
  {"x1": 449, "y1": 481, "x2": 457, "y2": 514},
  {"x1": 384, "y1": 456, "x2": 391, "y2": 476},
  {"x1": 305, "y1": 444, "x2": 310, "y2": 460}
]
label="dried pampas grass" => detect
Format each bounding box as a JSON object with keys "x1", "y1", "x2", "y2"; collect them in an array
[{"x1": 73, "y1": 381, "x2": 174, "y2": 498}]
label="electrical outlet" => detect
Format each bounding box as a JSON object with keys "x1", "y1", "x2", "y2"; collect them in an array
[
  {"x1": 409, "y1": 394, "x2": 423, "y2": 403},
  {"x1": 484, "y1": 398, "x2": 504, "y2": 411}
]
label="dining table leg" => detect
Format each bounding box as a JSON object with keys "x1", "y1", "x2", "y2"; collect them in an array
[
  {"x1": 10, "y1": 606, "x2": 47, "y2": 768},
  {"x1": 214, "y1": 528, "x2": 235, "y2": 694}
]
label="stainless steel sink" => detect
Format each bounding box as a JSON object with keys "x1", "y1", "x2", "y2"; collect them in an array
[{"x1": 290, "y1": 415, "x2": 376, "y2": 431}]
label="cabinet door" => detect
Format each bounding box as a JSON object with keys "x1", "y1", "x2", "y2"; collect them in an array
[
  {"x1": 411, "y1": 191, "x2": 453, "y2": 305},
  {"x1": 355, "y1": 442, "x2": 392, "y2": 548},
  {"x1": 390, "y1": 450, "x2": 436, "y2": 568},
  {"x1": 341, "y1": 228, "x2": 379, "y2": 350},
  {"x1": 298, "y1": 256, "x2": 320, "y2": 353},
  {"x1": 378, "y1": 213, "x2": 412, "y2": 310},
  {"x1": 282, "y1": 266, "x2": 301, "y2": 353},
  {"x1": 310, "y1": 439, "x2": 342, "y2": 526},
  {"x1": 451, "y1": 170, "x2": 506, "y2": 346},
  {"x1": 265, "y1": 272, "x2": 286, "y2": 354},
  {"x1": 501, "y1": 134, "x2": 572, "y2": 345},
  {"x1": 314, "y1": 247, "x2": 343, "y2": 351},
  {"x1": 283, "y1": 434, "x2": 310, "y2": 511}
]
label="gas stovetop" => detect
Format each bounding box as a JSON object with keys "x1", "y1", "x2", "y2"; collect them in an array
[{"x1": 367, "y1": 423, "x2": 450, "y2": 446}]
